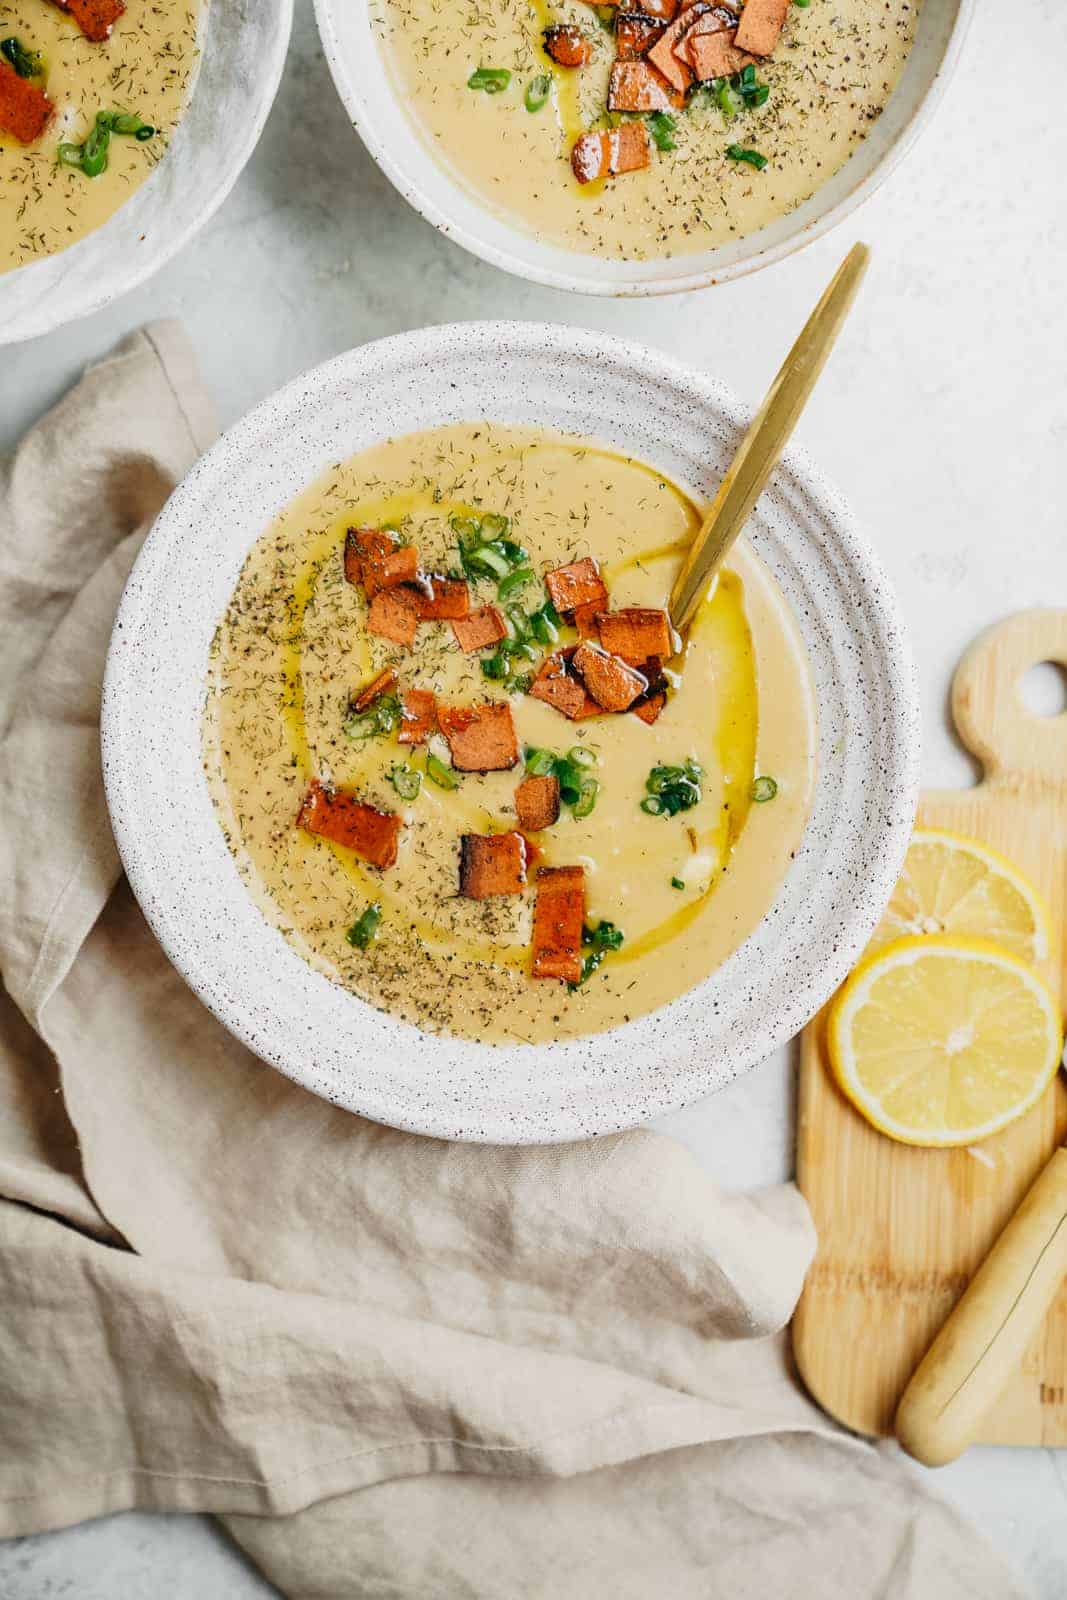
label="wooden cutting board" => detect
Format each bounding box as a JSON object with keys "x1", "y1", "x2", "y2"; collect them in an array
[{"x1": 794, "y1": 610, "x2": 1067, "y2": 1444}]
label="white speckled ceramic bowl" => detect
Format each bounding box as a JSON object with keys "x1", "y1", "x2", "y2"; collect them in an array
[
  {"x1": 102, "y1": 321, "x2": 919, "y2": 1143},
  {"x1": 1, "y1": 0, "x2": 293, "y2": 346},
  {"x1": 315, "y1": 0, "x2": 973, "y2": 296}
]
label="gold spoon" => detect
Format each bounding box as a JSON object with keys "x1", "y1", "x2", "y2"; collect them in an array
[{"x1": 668, "y1": 241, "x2": 871, "y2": 635}]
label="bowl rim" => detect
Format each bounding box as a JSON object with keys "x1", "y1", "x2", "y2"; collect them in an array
[
  {"x1": 314, "y1": 0, "x2": 976, "y2": 297},
  {"x1": 102, "y1": 319, "x2": 921, "y2": 1143},
  {"x1": 0, "y1": 0, "x2": 295, "y2": 346}
]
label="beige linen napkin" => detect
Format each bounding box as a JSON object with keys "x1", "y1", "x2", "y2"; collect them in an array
[{"x1": 0, "y1": 326, "x2": 1027, "y2": 1598}]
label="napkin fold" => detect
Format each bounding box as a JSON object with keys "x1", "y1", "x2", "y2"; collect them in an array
[{"x1": 0, "y1": 326, "x2": 1027, "y2": 1599}]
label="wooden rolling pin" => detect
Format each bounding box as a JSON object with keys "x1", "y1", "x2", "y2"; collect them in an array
[{"x1": 896, "y1": 1122, "x2": 1067, "y2": 1466}]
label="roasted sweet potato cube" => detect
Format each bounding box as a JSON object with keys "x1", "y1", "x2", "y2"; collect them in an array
[
  {"x1": 543, "y1": 23, "x2": 593, "y2": 66},
  {"x1": 572, "y1": 642, "x2": 648, "y2": 713},
  {"x1": 632, "y1": 689, "x2": 667, "y2": 725},
  {"x1": 344, "y1": 526, "x2": 393, "y2": 587},
  {"x1": 297, "y1": 780, "x2": 401, "y2": 869},
  {"x1": 515, "y1": 774, "x2": 561, "y2": 832},
  {"x1": 351, "y1": 667, "x2": 398, "y2": 712},
  {"x1": 56, "y1": 0, "x2": 126, "y2": 42},
  {"x1": 615, "y1": 11, "x2": 666, "y2": 58},
  {"x1": 572, "y1": 602, "x2": 602, "y2": 640},
  {"x1": 0, "y1": 61, "x2": 54, "y2": 144},
  {"x1": 633, "y1": 0, "x2": 680, "y2": 18},
  {"x1": 608, "y1": 60, "x2": 685, "y2": 110},
  {"x1": 595, "y1": 607, "x2": 674, "y2": 664},
  {"x1": 418, "y1": 574, "x2": 471, "y2": 620},
  {"x1": 687, "y1": 26, "x2": 754, "y2": 78},
  {"x1": 532, "y1": 866, "x2": 586, "y2": 982},
  {"x1": 734, "y1": 0, "x2": 788, "y2": 55},
  {"x1": 647, "y1": 1, "x2": 709, "y2": 91},
  {"x1": 544, "y1": 558, "x2": 609, "y2": 616},
  {"x1": 459, "y1": 832, "x2": 529, "y2": 899},
  {"x1": 367, "y1": 587, "x2": 421, "y2": 647},
  {"x1": 571, "y1": 123, "x2": 651, "y2": 185},
  {"x1": 363, "y1": 546, "x2": 420, "y2": 600},
  {"x1": 397, "y1": 688, "x2": 437, "y2": 745},
  {"x1": 528, "y1": 650, "x2": 600, "y2": 721},
  {"x1": 438, "y1": 702, "x2": 520, "y2": 772},
  {"x1": 452, "y1": 604, "x2": 508, "y2": 654}
]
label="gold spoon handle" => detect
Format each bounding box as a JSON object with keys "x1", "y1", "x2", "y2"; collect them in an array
[{"x1": 668, "y1": 241, "x2": 871, "y2": 634}]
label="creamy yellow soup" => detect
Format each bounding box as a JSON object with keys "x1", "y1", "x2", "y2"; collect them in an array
[
  {"x1": 370, "y1": 0, "x2": 919, "y2": 260},
  {"x1": 0, "y1": 0, "x2": 205, "y2": 274},
  {"x1": 203, "y1": 423, "x2": 816, "y2": 1044}
]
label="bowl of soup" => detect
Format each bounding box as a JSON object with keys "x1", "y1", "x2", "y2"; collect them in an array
[
  {"x1": 102, "y1": 320, "x2": 919, "y2": 1141},
  {"x1": 316, "y1": 0, "x2": 972, "y2": 293},
  {"x1": 0, "y1": 0, "x2": 292, "y2": 343}
]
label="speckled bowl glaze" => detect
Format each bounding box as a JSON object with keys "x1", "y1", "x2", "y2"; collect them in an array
[
  {"x1": 1, "y1": 0, "x2": 292, "y2": 346},
  {"x1": 314, "y1": 0, "x2": 973, "y2": 296},
  {"x1": 102, "y1": 321, "x2": 919, "y2": 1143}
]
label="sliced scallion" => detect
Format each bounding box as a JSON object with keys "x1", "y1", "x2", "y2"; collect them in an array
[
  {"x1": 751, "y1": 774, "x2": 779, "y2": 803},
  {"x1": 346, "y1": 903, "x2": 382, "y2": 950},
  {"x1": 389, "y1": 764, "x2": 422, "y2": 801},
  {"x1": 426, "y1": 752, "x2": 460, "y2": 790},
  {"x1": 726, "y1": 143, "x2": 768, "y2": 170},
  {"x1": 525, "y1": 73, "x2": 552, "y2": 112},
  {"x1": 467, "y1": 66, "x2": 512, "y2": 94},
  {"x1": 1, "y1": 36, "x2": 41, "y2": 78}
]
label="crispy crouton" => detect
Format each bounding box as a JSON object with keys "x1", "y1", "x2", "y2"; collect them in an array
[
  {"x1": 573, "y1": 642, "x2": 648, "y2": 713},
  {"x1": 571, "y1": 122, "x2": 651, "y2": 185},
  {"x1": 532, "y1": 866, "x2": 586, "y2": 982},
  {"x1": 544, "y1": 557, "x2": 609, "y2": 615},
  {"x1": 363, "y1": 546, "x2": 420, "y2": 599},
  {"x1": 647, "y1": 0, "x2": 709, "y2": 91},
  {"x1": 527, "y1": 650, "x2": 601, "y2": 720},
  {"x1": 344, "y1": 527, "x2": 393, "y2": 587},
  {"x1": 543, "y1": 23, "x2": 593, "y2": 66},
  {"x1": 632, "y1": 689, "x2": 667, "y2": 725},
  {"x1": 595, "y1": 607, "x2": 674, "y2": 663},
  {"x1": 734, "y1": 0, "x2": 789, "y2": 55},
  {"x1": 572, "y1": 602, "x2": 602, "y2": 640},
  {"x1": 367, "y1": 587, "x2": 421, "y2": 647},
  {"x1": 459, "y1": 832, "x2": 529, "y2": 899},
  {"x1": 686, "y1": 25, "x2": 754, "y2": 77},
  {"x1": 439, "y1": 702, "x2": 520, "y2": 772},
  {"x1": 51, "y1": 0, "x2": 125, "y2": 42},
  {"x1": 615, "y1": 11, "x2": 666, "y2": 57},
  {"x1": 515, "y1": 774, "x2": 561, "y2": 832},
  {"x1": 418, "y1": 574, "x2": 471, "y2": 620},
  {"x1": 451, "y1": 604, "x2": 508, "y2": 654},
  {"x1": 351, "y1": 667, "x2": 399, "y2": 713},
  {"x1": 397, "y1": 688, "x2": 437, "y2": 745},
  {"x1": 297, "y1": 780, "x2": 401, "y2": 869},
  {"x1": 0, "y1": 61, "x2": 54, "y2": 144},
  {"x1": 607, "y1": 59, "x2": 685, "y2": 110}
]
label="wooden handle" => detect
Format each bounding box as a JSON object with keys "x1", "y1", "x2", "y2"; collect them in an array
[
  {"x1": 952, "y1": 610, "x2": 1067, "y2": 787},
  {"x1": 895, "y1": 1145, "x2": 1067, "y2": 1466}
]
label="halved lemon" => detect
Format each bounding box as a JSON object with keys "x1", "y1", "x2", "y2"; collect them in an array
[
  {"x1": 828, "y1": 935, "x2": 1063, "y2": 1147},
  {"x1": 868, "y1": 828, "x2": 1051, "y2": 964}
]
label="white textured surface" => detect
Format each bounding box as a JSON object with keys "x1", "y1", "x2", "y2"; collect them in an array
[{"x1": 2, "y1": 0, "x2": 1066, "y2": 1591}]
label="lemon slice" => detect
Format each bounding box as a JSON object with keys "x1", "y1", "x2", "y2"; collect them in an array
[
  {"x1": 869, "y1": 828, "x2": 1051, "y2": 964},
  {"x1": 828, "y1": 935, "x2": 1063, "y2": 1147}
]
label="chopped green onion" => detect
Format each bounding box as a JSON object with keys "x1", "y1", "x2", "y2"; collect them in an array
[
  {"x1": 525, "y1": 746, "x2": 557, "y2": 777},
  {"x1": 481, "y1": 653, "x2": 509, "y2": 682},
  {"x1": 642, "y1": 760, "x2": 703, "y2": 816},
  {"x1": 498, "y1": 565, "x2": 534, "y2": 601},
  {"x1": 57, "y1": 108, "x2": 155, "y2": 180},
  {"x1": 731, "y1": 64, "x2": 770, "y2": 107},
  {"x1": 793, "y1": 0, "x2": 811, "y2": 7},
  {"x1": 527, "y1": 600, "x2": 561, "y2": 645},
  {"x1": 568, "y1": 745, "x2": 597, "y2": 769},
  {"x1": 343, "y1": 693, "x2": 402, "y2": 742},
  {"x1": 511, "y1": 673, "x2": 534, "y2": 695},
  {"x1": 346, "y1": 903, "x2": 382, "y2": 950},
  {"x1": 467, "y1": 66, "x2": 512, "y2": 94},
  {"x1": 751, "y1": 774, "x2": 779, "y2": 803},
  {"x1": 506, "y1": 603, "x2": 532, "y2": 638},
  {"x1": 480, "y1": 513, "x2": 512, "y2": 538},
  {"x1": 726, "y1": 143, "x2": 768, "y2": 170},
  {"x1": 572, "y1": 779, "x2": 600, "y2": 819},
  {"x1": 671, "y1": 875, "x2": 686, "y2": 890},
  {"x1": 389, "y1": 764, "x2": 422, "y2": 801},
  {"x1": 595, "y1": 4, "x2": 615, "y2": 28},
  {"x1": 647, "y1": 111, "x2": 677, "y2": 152},
  {"x1": 1, "y1": 36, "x2": 41, "y2": 78},
  {"x1": 569, "y1": 920, "x2": 625, "y2": 989},
  {"x1": 716, "y1": 80, "x2": 743, "y2": 120},
  {"x1": 426, "y1": 752, "x2": 460, "y2": 790},
  {"x1": 450, "y1": 515, "x2": 481, "y2": 543},
  {"x1": 525, "y1": 73, "x2": 552, "y2": 113}
]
